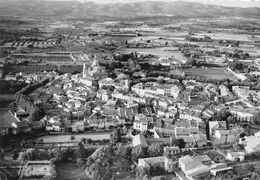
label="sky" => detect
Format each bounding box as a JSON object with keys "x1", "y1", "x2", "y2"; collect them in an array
[{"x1": 76, "y1": 0, "x2": 260, "y2": 7}]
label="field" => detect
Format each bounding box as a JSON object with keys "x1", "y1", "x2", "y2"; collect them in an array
[
  {"x1": 56, "y1": 162, "x2": 90, "y2": 180},
  {"x1": 183, "y1": 67, "x2": 235, "y2": 80},
  {"x1": 38, "y1": 133, "x2": 111, "y2": 143}
]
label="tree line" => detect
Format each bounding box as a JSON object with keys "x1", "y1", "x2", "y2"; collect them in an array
[{"x1": 15, "y1": 78, "x2": 50, "y2": 122}]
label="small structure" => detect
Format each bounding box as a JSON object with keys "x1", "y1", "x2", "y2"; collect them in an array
[
  {"x1": 0, "y1": 146, "x2": 4, "y2": 161},
  {"x1": 138, "y1": 156, "x2": 165, "y2": 169},
  {"x1": 132, "y1": 134, "x2": 147, "y2": 147},
  {"x1": 179, "y1": 155, "x2": 210, "y2": 178},
  {"x1": 71, "y1": 121, "x2": 85, "y2": 133},
  {"x1": 226, "y1": 151, "x2": 245, "y2": 162},
  {"x1": 133, "y1": 114, "x2": 151, "y2": 132},
  {"x1": 20, "y1": 161, "x2": 56, "y2": 180}
]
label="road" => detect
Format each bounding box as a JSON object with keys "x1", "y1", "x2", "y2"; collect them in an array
[{"x1": 38, "y1": 132, "x2": 111, "y2": 143}]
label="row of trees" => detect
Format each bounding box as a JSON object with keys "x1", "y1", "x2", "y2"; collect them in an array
[
  {"x1": 15, "y1": 78, "x2": 50, "y2": 122},
  {"x1": 0, "y1": 80, "x2": 27, "y2": 94}
]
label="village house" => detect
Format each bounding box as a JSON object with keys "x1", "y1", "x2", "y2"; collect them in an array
[
  {"x1": 232, "y1": 86, "x2": 250, "y2": 99},
  {"x1": 138, "y1": 156, "x2": 165, "y2": 169},
  {"x1": 213, "y1": 130, "x2": 236, "y2": 145},
  {"x1": 138, "y1": 146, "x2": 180, "y2": 173},
  {"x1": 98, "y1": 77, "x2": 115, "y2": 89},
  {"x1": 219, "y1": 85, "x2": 234, "y2": 101},
  {"x1": 96, "y1": 89, "x2": 112, "y2": 101},
  {"x1": 87, "y1": 116, "x2": 118, "y2": 129},
  {"x1": 209, "y1": 121, "x2": 227, "y2": 139},
  {"x1": 20, "y1": 161, "x2": 56, "y2": 180},
  {"x1": 229, "y1": 106, "x2": 255, "y2": 122},
  {"x1": 240, "y1": 134, "x2": 260, "y2": 154},
  {"x1": 133, "y1": 114, "x2": 153, "y2": 132},
  {"x1": 179, "y1": 155, "x2": 210, "y2": 179},
  {"x1": 71, "y1": 121, "x2": 85, "y2": 133},
  {"x1": 132, "y1": 134, "x2": 148, "y2": 147},
  {"x1": 226, "y1": 151, "x2": 245, "y2": 162},
  {"x1": 132, "y1": 82, "x2": 181, "y2": 99}
]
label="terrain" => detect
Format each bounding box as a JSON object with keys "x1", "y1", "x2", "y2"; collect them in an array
[{"x1": 0, "y1": 0, "x2": 260, "y2": 18}]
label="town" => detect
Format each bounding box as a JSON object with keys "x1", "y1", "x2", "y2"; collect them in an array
[{"x1": 0, "y1": 0, "x2": 260, "y2": 180}]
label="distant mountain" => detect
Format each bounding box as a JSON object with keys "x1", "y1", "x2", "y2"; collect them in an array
[{"x1": 0, "y1": 0, "x2": 259, "y2": 18}]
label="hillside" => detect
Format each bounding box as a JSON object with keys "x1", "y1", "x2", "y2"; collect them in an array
[{"x1": 0, "y1": 0, "x2": 259, "y2": 18}]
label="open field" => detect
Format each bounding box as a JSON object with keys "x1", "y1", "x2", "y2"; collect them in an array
[
  {"x1": 118, "y1": 47, "x2": 186, "y2": 63},
  {"x1": 183, "y1": 67, "x2": 235, "y2": 80},
  {"x1": 38, "y1": 132, "x2": 111, "y2": 143},
  {"x1": 56, "y1": 162, "x2": 89, "y2": 180}
]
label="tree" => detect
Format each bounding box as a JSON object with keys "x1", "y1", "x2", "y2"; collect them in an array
[
  {"x1": 147, "y1": 143, "x2": 164, "y2": 157},
  {"x1": 110, "y1": 127, "x2": 122, "y2": 144},
  {"x1": 171, "y1": 138, "x2": 185, "y2": 149},
  {"x1": 239, "y1": 132, "x2": 246, "y2": 138},
  {"x1": 210, "y1": 109, "x2": 232, "y2": 124},
  {"x1": 131, "y1": 146, "x2": 148, "y2": 161},
  {"x1": 253, "y1": 112, "x2": 260, "y2": 125},
  {"x1": 115, "y1": 145, "x2": 132, "y2": 161}
]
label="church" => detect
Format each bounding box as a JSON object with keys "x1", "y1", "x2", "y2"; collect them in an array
[{"x1": 81, "y1": 57, "x2": 108, "y2": 87}]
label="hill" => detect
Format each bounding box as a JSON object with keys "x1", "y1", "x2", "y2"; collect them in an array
[{"x1": 0, "y1": 0, "x2": 259, "y2": 18}]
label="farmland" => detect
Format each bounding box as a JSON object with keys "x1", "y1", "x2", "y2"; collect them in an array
[{"x1": 183, "y1": 67, "x2": 236, "y2": 80}]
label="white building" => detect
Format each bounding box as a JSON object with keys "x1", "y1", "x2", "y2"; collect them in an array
[{"x1": 133, "y1": 114, "x2": 151, "y2": 132}]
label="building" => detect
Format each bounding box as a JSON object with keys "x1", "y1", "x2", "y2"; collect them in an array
[
  {"x1": 132, "y1": 82, "x2": 181, "y2": 99},
  {"x1": 226, "y1": 151, "x2": 245, "y2": 162},
  {"x1": 71, "y1": 121, "x2": 85, "y2": 133},
  {"x1": 179, "y1": 155, "x2": 210, "y2": 179},
  {"x1": 208, "y1": 121, "x2": 227, "y2": 139},
  {"x1": 232, "y1": 86, "x2": 250, "y2": 99},
  {"x1": 81, "y1": 59, "x2": 108, "y2": 87},
  {"x1": 132, "y1": 134, "x2": 148, "y2": 147},
  {"x1": 133, "y1": 114, "x2": 152, "y2": 132},
  {"x1": 138, "y1": 156, "x2": 165, "y2": 169},
  {"x1": 137, "y1": 146, "x2": 179, "y2": 173},
  {"x1": 20, "y1": 161, "x2": 56, "y2": 180},
  {"x1": 213, "y1": 130, "x2": 236, "y2": 145},
  {"x1": 240, "y1": 135, "x2": 260, "y2": 154},
  {"x1": 0, "y1": 110, "x2": 31, "y2": 135}
]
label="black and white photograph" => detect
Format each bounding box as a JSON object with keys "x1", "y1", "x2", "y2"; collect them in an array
[{"x1": 0, "y1": 0, "x2": 260, "y2": 179}]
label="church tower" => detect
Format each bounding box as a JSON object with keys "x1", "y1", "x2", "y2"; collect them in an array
[{"x1": 83, "y1": 63, "x2": 88, "y2": 78}]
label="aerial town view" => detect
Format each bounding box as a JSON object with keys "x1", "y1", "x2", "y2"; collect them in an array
[{"x1": 0, "y1": 0, "x2": 260, "y2": 179}]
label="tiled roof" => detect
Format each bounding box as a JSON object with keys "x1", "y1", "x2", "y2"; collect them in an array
[{"x1": 0, "y1": 110, "x2": 19, "y2": 128}]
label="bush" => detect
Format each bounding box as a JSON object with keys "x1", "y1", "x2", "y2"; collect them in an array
[{"x1": 70, "y1": 136, "x2": 75, "y2": 141}]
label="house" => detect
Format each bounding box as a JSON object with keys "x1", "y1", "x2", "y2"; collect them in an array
[
  {"x1": 219, "y1": 85, "x2": 234, "y2": 101},
  {"x1": 87, "y1": 117, "x2": 118, "y2": 129},
  {"x1": 96, "y1": 89, "x2": 112, "y2": 101},
  {"x1": 213, "y1": 130, "x2": 236, "y2": 145},
  {"x1": 226, "y1": 151, "x2": 245, "y2": 162},
  {"x1": 179, "y1": 155, "x2": 210, "y2": 179},
  {"x1": 98, "y1": 77, "x2": 114, "y2": 89},
  {"x1": 229, "y1": 107, "x2": 255, "y2": 122},
  {"x1": 71, "y1": 121, "x2": 85, "y2": 133},
  {"x1": 132, "y1": 134, "x2": 148, "y2": 147},
  {"x1": 178, "y1": 135, "x2": 195, "y2": 148},
  {"x1": 240, "y1": 136, "x2": 260, "y2": 154},
  {"x1": 164, "y1": 146, "x2": 180, "y2": 157},
  {"x1": 138, "y1": 156, "x2": 165, "y2": 169},
  {"x1": 138, "y1": 145, "x2": 180, "y2": 172},
  {"x1": 208, "y1": 121, "x2": 227, "y2": 139},
  {"x1": 133, "y1": 114, "x2": 151, "y2": 132},
  {"x1": 132, "y1": 82, "x2": 181, "y2": 99},
  {"x1": 20, "y1": 161, "x2": 56, "y2": 180},
  {"x1": 232, "y1": 86, "x2": 250, "y2": 99},
  {"x1": 192, "y1": 134, "x2": 207, "y2": 147}
]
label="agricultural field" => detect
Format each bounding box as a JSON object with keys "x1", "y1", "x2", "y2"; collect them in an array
[
  {"x1": 183, "y1": 67, "x2": 236, "y2": 80},
  {"x1": 56, "y1": 162, "x2": 90, "y2": 180}
]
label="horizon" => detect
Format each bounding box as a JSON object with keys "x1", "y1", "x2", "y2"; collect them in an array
[{"x1": 46, "y1": 0, "x2": 260, "y2": 8}]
